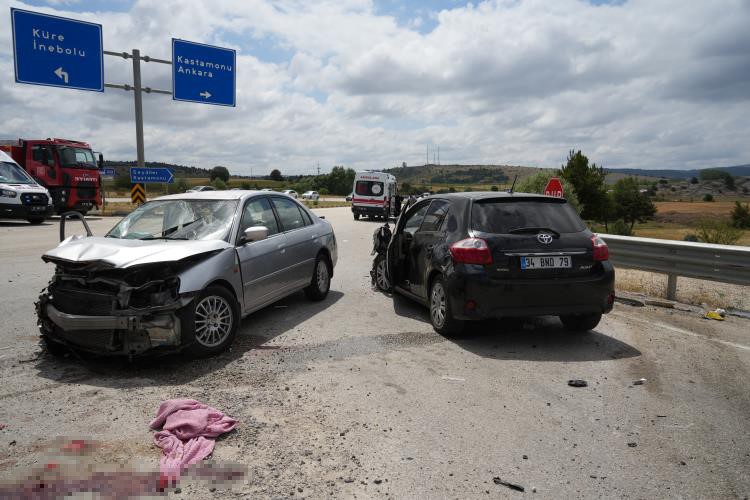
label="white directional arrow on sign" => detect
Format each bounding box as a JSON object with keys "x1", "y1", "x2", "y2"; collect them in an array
[
  {"x1": 199, "y1": 91, "x2": 211, "y2": 99},
  {"x1": 54, "y1": 67, "x2": 69, "y2": 84}
]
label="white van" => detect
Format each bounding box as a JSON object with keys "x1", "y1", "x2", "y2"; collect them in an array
[
  {"x1": 0, "y1": 150, "x2": 53, "y2": 224},
  {"x1": 351, "y1": 171, "x2": 398, "y2": 221}
]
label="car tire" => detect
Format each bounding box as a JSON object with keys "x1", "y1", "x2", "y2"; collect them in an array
[
  {"x1": 304, "y1": 254, "x2": 331, "y2": 301},
  {"x1": 27, "y1": 217, "x2": 45, "y2": 224},
  {"x1": 560, "y1": 313, "x2": 602, "y2": 332},
  {"x1": 373, "y1": 254, "x2": 391, "y2": 292},
  {"x1": 429, "y1": 276, "x2": 464, "y2": 335},
  {"x1": 185, "y1": 285, "x2": 239, "y2": 358},
  {"x1": 354, "y1": 213, "x2": 360, "y2": 220}
]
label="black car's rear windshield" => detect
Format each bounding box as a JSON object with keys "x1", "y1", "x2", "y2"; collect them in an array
[{"x1": 471, "y1": 198, "x2": 586, "y2": 234}]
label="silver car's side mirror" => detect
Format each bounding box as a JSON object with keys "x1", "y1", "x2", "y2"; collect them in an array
[{"x1": 243, "y1": 226, "x2": 268, "y2": 243}]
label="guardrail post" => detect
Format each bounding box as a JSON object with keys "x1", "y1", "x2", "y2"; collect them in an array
[{"x1": 666, "y1": 273, "x2": 677, "y2": 301}]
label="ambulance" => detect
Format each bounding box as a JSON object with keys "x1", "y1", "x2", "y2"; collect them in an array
[
  {"x1": 351, "y1": 171, "x2": 398, "y2": 221},
  {"x1": 0, "y1": 150, "x2": 54, "y2": 224}
]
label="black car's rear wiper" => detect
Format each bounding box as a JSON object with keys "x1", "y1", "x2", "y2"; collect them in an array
[{"x1": 508, "y1": 226, "x2": 560, "y2": 237}]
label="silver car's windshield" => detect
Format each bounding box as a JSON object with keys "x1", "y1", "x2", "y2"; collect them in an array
[
  {"x1": 0, "y1": 161, "x2": 36, "y2": 184},
  {"x1": 106, "y1": 199, "x2": 238, "y2": 241}
]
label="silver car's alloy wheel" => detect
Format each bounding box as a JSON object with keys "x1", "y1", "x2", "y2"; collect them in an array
[
  {"x1": 194, "y1": 295, "x2": 233, "y2": 347},
  {"x1": 316, "y1": 259, "x2": 330, "y2": 293},
  {"x1": 430, "y1": 282, "x2": 446, "y2": 328},
  {"x1": 376, "y1": 258, "x2": 390, "y2": 290}
]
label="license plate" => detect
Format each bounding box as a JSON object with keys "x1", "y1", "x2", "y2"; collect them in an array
[
  {"x1": 30, "y1": 206, "x2": 46, "y2": 212},
  {"x1": 520, "y1": 255, "x2": 572, "y2": 270}
]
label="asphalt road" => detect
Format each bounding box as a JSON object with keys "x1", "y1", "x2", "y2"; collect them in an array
[{"x1": 0, "y1": 208, "x2": 748, "y2": 498}]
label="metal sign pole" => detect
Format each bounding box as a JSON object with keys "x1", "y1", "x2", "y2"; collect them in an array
[
  {"x1": 103, "y1": 50, "x2": 172, "y2": 170},
  {"x1": 132, "y1": 49, "x2": 145, "y2": 169}
]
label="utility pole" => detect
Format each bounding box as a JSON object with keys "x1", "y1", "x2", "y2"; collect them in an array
[
  {"x1": 317, "y1": 162, "x2": 320, "y2": 175},
  {"x1": 438, "y1": 145, "x2": 440, "y2": 165},
  {"x1": 426, "y1": 144, "x2": 429, "y2": 165}
]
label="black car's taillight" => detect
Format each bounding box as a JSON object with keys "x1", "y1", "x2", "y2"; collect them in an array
[
  {"x1": 450, "y1": 238, "x2": 493, "y2": 265},
  {"x1": 592, "y1": 234, "x2": 609, "y2": 261}
]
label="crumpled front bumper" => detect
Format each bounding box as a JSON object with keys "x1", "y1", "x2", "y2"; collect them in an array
[{"x1": 38, "y1": 294, "x2": 194, "y2": 356}]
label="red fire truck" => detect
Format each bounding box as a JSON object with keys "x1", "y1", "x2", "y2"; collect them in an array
[{"x1": 0, "y1": 138, "x2": 102, "y2": 215}]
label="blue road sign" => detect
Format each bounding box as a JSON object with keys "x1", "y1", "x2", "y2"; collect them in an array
[
  {"x1": 172, "y1": 39, "x2": 236, "y2": 107},
  {"x1": 10, "y1": 8, "x2": 103, "y2": 92},
  {"x1": 101, "y1": 168, "x2": 116, "y2": 177},
  {"x1": 130, "y1": 167, "x2": 174, "y2": 184}
]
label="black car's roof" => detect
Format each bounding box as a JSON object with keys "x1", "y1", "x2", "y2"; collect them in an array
[{"x1": 426, "y1": 191, "x2": 565, "y2": 201}]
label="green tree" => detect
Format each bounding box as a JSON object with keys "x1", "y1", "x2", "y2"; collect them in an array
[
  {"x1": 559, "y1": 150, "x2": 607, "y2": 221},
  {"x1": 730, "y1": 201, "x2": 750, "y2": 228},
  {"x1": 210, "y1": 166, "x2": 230, "y2": 182},
  {"x1": 270, "y1": 169, "x2": 283, "y2": 181},
  {"x1": 491, "y1": 185, "x2": 499, "y2": 191},
  {"x1": 323, "y1": 166, "x2": 356, "y2": 195},
  {"x1": 690, "y1": 176, "x2": 699, "y2": 184},
  {"x1": 612, "y1": 177, "x2": 657, "y2": 231},
  {"x1": 703, "y1": 193, "x2": 714, "y2": 202},
  {"x1": 211, "y1": 178, "x2": 227, "y2": 190},
  {"x1": 724, "y1": 175, "x2": 736, "y2": 190}
]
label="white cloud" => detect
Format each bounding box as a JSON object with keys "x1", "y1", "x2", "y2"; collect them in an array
[{"x1": 1, "y1": 0, "x2": 749, "y2": 175}]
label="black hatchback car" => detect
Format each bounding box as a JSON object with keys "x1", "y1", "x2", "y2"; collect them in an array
[{"x1": 382, "y1": 192, "x2": 615, "y2": 334}]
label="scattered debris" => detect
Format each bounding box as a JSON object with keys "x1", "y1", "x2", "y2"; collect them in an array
[
  {"x1": 627, "y1": 442, "x2": 638, "y2": 448},
  {"x1": 703, "y1": 310, "x2": 725, "y2": 321},
  {"x1": 633, "y1": 378, "x2": 647, "y2": 386},
  {"x1": 441, "y1": 375, "x2": 465, "y2": 382},
  {"x1": 373, "y1": 479, "x2": 383, "y2": 484},
  {"x1": 568, "y1": 379, "x2": 588, "y2": 388},
  {"x1": 493, "y1": 477, "x2": 525, "y2": 492},
  {"x1": 0, "y1": 423, "x2": 5, "y2": 430},
  {"x1": 522, "y1": 455, "x2": 528, "y2": 460}
]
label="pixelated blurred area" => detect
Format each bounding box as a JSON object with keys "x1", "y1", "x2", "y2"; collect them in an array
[{"x1": 0, "y1": 437, "x2": 246, "y2": 498}]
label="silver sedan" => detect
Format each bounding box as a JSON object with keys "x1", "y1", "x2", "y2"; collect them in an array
[{"x1": 37, "y1": 190, "x2": 337, "y2": 357}]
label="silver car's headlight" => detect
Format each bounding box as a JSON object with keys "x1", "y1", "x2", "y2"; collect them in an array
[{"x1": 0, "y1": 189, "x2": 17, "y2": 198}]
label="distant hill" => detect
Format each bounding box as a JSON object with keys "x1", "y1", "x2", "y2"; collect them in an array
[
  {"x1": 384, "y1": 164, "x2": 543, "y2": 187},
  {"x1": 605, "y1": 164, "x2": 750, "y2": 179}
]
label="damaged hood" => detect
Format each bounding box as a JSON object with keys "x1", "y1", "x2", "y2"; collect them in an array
[{"x1": 43, "y1": 236, "x2": 232, "y2": 268}]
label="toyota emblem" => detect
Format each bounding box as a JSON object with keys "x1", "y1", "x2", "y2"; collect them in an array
[{"x1": 537, "y1": 233, "x2": 553, "y2": 244}]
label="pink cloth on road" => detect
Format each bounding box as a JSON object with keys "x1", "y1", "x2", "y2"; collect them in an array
[{"x1": 150, "y1": 399, "x2": 237, "y2": 480}]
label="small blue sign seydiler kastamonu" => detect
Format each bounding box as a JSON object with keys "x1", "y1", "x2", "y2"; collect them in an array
[
  {"x1": 130, "y1": 167, "x2": 174, "y2": 184},
  {"x1": 10, "y1": 7, "x2": 104, "y2": 92},
  {"x1": 172, "y1": 38, "x2": 236, "y2": 107}
]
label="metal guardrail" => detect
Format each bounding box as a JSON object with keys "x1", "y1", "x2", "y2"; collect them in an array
[{"x1": 599, "y1": 234, "x2": 750, "y2": 300}]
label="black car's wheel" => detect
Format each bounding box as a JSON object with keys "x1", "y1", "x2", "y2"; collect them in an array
[
  {"x1": 373, "y1": 254, "x2": 391, "y2": 292},
  {"x1": 27, "y1": 217, "x2": 45, "y2": 224},
  {"x1": 185, "y1": 285, "x2": 239, "y2": 357},
  {"x1": 305, "y1": 254, "x2": 331, "y2": 301},
  {"x1": 354, "y1": 213, "x2": 360, "y2": 220},
  {"x1": 429, "y1": 276, "x2": 464, "y2": 335},
  {"x1": 560, "y1": 313, "x2": 602, "y2": 332}
]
